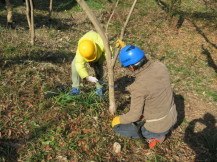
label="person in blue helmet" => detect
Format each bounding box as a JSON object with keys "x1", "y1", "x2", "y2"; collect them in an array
[{"x1": 112, "y1": 43, "x2": 177, "y2": 149}]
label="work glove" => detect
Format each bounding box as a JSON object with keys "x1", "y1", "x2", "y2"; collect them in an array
[
  {"x1": 86, "y1": 76, "x2": 98, "y2": 83},
  {"x1": 112, "y1": 116, "x2": 121, "y2": 127},
  {"x1": 115, "y1": 39, "x2": 126, "y2": 49}
]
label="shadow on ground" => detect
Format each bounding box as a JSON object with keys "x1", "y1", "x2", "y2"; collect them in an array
[
  {"x1": 173, "y1": 94, "x2": 185, "y2": 129},
  {"x1": 114, "y1": 75, "x2": 135, "y2": 111},
  {"x1": 184, "y1": 113, "x2": 217, "y2": 161},
  {"x1": 0, "y1": 139, "x2": 20, "y2": 162},
  {"x1": 0, "y1": 50, "x2": 74, "y2": 68},
  {"x1": 191, "y1": 21, "x2": 217, "y2": 49},
  {"x1": 0, "y1": 12, "x2": 76, "y2": 30},
  {"x1": 201, "y1": 45, "x2": 217, "y2": 73},
  {"x1": 0, "y1": 0, "x2": 77, "y2": 12}
]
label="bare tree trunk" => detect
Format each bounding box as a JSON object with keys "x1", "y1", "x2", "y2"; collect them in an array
[
  {"x1": 25, "y1": 0, "x2": 31, "y2": 29},
  {"x1": 48, "y1": 0, "x2": 53, "y2": 21},
  {"x1": 30, "y1": 0, "x2": 35, "y2": 45},
  {"x1": 5, "y1": 0, "x2": 13, "y2": 27},
  {"x1": 76, "y1": 0, "x2": 116, "y2": 114}
]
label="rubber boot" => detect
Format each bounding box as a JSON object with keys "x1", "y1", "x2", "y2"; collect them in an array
[
  {"x1": 69, "y1": 88, "x2": 80, "y2": 95},
  {"x1": 147, "y1": 136, "x2": 165, "y2": 149},
  {"x1": 96, "y1": 88, "x2": 104, "y2": 98}
]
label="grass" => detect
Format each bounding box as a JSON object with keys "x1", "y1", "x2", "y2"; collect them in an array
[
  {"x1": 181, "y1": 0, "x2": 214, "y2": 13},
  {"x1": 0, "y1": 0, "x2": 217, "y2": 161},
  {"x1": 195, "y1": 89, "x2": 217, "y2": 102},
  {"x1": 15, "y1": 88, "x2": 111, "y2": 161}
]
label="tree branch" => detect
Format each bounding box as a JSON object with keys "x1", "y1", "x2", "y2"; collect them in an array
[
  {"x1": 111, "y1": 0, "x2": 138, "y2": 68},
  {"x1": 105, "y1": 0, "x2": 120, "y2": 34}
]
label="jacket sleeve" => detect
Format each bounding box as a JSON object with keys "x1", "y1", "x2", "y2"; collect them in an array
[
  {"x1": 75, "y1": 50, "x2": 89, "y2": 79},
  {"x1": 120, "y1": 83, "x2": 149, "y2": 124}
]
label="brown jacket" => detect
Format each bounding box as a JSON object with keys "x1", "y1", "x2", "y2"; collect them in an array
[{"x1": 120, "y1": 61, "x2": 177, "y2": 133}]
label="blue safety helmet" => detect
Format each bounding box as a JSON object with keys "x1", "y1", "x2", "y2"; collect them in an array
[{"x1": 119, "y1": 45, "x2": 145, "y2": 67}]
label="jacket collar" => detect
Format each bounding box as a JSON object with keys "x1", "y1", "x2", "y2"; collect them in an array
[{"x1": 133, "y1": 60, "x2": 152, "y2": 76}]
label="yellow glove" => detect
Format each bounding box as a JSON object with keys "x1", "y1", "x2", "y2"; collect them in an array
[
  {"x1": 112, "y1": 116, "x2": 121, "y2": 127},
  {"x1": 115, "y1": 39, "x2": 126, "y2": 49}
]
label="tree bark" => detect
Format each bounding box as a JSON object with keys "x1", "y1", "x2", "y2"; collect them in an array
[
  {"x1": 76, "y1": 0, "x2": 116, "y2": 114},
  {"x1": 5, "y1": 0, "x2": 13, "y2": 25},
  {"x1": 30, "y1": 0, "x2": 35, "y2": 45},
  {"x1": 25, "y1": 0, "x2": 35, "y2": 45},
  {"x1": 48, "y1": 0, "x2": 53, "y2": 21},
  {"x1": 25, "y1": 0, "x2": 31, "y2": 29}
]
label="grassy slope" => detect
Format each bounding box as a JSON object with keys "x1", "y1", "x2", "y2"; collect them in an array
[{"x1": 0, "y1": 0, "x2": 217, "y2": 161}]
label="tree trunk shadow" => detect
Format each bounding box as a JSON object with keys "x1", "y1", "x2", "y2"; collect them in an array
[{"x1": 201, "y1": 45, "x2": 217, "y2": 73}]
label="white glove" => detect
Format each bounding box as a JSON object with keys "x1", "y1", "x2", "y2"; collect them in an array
[{"x1": 86, "y1": 76, "x2": 98, "y2": 83}]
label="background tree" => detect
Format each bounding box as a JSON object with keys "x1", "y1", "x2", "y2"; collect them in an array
[
  {"x1": 5, "y1": 0, "x2": 13, "y2": 28},
  {"x1": 25, "y1": 0, "x2": 35, "y2": 45},
  {"x1": 48, "y1": 0, "x2": 53, "y2": 21}
]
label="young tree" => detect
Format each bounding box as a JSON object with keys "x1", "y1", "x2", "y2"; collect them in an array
[
  {"x1": 48, "y1": 0, "x2": 53, "y2": 21},
  {"x1": 76, "y1": 0, "x2": 116, "y2": 114},
  {"x1": 76, "y1": 0, "x2": 137, "y2": 114},
  {"x1": 25, "y1": 0, "x2": 35, "y2": 45},
  {"x1": 5, "y1": 0, "x2": 13, "y2": 28}
]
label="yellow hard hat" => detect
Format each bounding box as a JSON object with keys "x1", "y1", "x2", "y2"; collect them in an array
[{"x1": 78, "y1": 39, "x2": 97, "y2": 62}]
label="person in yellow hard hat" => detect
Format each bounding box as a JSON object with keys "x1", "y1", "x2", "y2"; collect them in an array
[{"x1": 70, "y1": 31, "x2": 107, "y2": 97}]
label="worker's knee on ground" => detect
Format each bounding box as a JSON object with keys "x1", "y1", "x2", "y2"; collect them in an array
[
  {"x1": 113, "y1": 124, "x2": 120, "y2": 130},
  {"x1": 113, "y1": 124, "x2": 124, "y2": 135}
]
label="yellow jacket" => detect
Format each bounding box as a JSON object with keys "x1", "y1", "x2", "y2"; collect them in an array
[{"x1": 75, "y1": 31, "x2": 106, "y2": 79}]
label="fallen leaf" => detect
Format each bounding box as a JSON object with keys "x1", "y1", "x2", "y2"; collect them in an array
[{"x1": 82, "y1": 129, "x2": 94, "y2": 133}]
